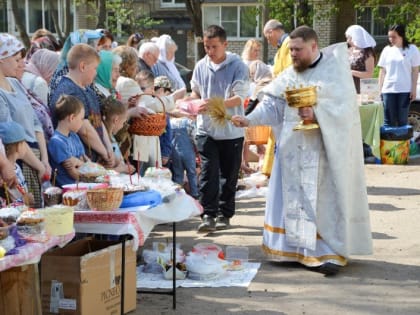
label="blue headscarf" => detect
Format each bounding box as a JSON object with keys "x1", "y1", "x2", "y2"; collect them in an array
[{"x1": 58, "y1": 29, "x2": 104, "y2": 70}]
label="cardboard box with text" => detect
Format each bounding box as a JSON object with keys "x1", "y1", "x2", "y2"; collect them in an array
[{"x1": 41, "y1": 238, "x2": 136, "y2": 315}]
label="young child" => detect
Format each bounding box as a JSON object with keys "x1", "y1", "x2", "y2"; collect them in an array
[
  {"x1": 169, "y1": 110, "x2": 199, "y2": 198},
  {"x1": 0, "y1": 121, "x2": 35, "y2": 206},
  {"x1": 49, "y1": 43, "x2": 115, "y2": 168},
  {"x1": 47, "y1": 95, "x2": 88, "y2": 187},
  {"x1": 101, "y1": 96, "x2": 135, "y2": 174}
]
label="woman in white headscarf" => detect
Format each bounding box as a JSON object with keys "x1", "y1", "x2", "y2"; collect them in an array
[
  {"x1": 152, "y1": 34, "x2": 186, "y2": 90},
  {"x1": 345, "y1": 25, "x2": 376, "y2": 93}
]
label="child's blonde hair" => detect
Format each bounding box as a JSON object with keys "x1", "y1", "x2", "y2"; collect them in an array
[
  {"x1": 101, "y1": 96, "x2": 127, "y2": 135},
  {"x1": 67, "y1": 43, "x2": 100, "y2": 70}
]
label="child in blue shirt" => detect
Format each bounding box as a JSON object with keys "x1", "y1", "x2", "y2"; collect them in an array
[{"x1": 48, "y1": 95, "x2": 88, "y2": 187}]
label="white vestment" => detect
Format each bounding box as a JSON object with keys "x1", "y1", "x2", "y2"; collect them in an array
[{"x1": 248, "y1": 43, "x2": 372, "y2": 266}]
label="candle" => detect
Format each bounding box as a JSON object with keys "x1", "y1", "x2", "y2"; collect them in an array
[
  {"x1": 3, "y1": 183, "x2": 9, "y2": 205},
  {"x1": 137, "y1": 152, "x2": 140, "y2": 183},
  {"x1": 85, "y1": 130, "x2": 91, "y2": 158},
  {"x1": 52, "y1": 168, "x2": 58, "y2": 187},
  {"x1": 156, "y1": 143, "x2": 159, "y2": 169},
  {"x1": 125, "y1": 153, "x2": 132, "y2": 185}
]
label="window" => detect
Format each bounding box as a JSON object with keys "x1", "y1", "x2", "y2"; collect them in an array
[
  {"x1": 203, "y1": 5, "x2": 260, "y2": 39},
  {"x1": 10, "y1": 0, "x2": 73, "y2": 35},
  {"x1": 356, "y1": 6, "x2": 390, "y2": 36},
  {"x1": 161, "y1": 0, "x2": 185, "y2": 8},
  {"x1": 28, "y1": 0, "x2": 43, "y2": 32}
]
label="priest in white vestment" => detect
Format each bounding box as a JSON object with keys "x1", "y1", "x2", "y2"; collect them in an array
[{"x1": 232, "y1": 26, "x2": 372, "y2": 275}]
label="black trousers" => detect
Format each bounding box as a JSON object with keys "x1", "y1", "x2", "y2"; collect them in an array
[{"x1": 195, "y1": 135, "x2": 243, "y2": 218}]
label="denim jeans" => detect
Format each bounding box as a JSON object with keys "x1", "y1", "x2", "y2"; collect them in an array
[
  {"x1": 171, "y1": 129, "x2": 199, "y2": 198},
  {"x1": 195, "y1": 135, "x2": 243, "y2": 219},
  {"x1": 382, "y1": 92, "x2": 411, "y2": 126}
]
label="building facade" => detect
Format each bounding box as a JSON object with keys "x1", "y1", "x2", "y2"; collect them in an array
[{"x1": 3, "y1": 0, "x2": 399, "y2": 68}]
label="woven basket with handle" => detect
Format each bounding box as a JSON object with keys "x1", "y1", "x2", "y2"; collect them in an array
[
  {"x1": 245, "y1": 125, "x2": 271, "y2": 145},
  {"x1": 86, "y1": 188, "x2": 124, "y2": 211},
  {"x1": 128, "y1": 93, "x2": 167, "y2": 136}
]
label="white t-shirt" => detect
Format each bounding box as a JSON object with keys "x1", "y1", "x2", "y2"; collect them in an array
[
  {"x1": 378, "y1": 44, "x2": 420, "y2": 93},
  {"x1": 21, "y1": 71, "x2": 49, "y2": 105}
]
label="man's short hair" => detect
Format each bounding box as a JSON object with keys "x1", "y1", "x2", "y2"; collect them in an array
[
  {"x1": 263, "y1": 19, "x2": 284, "y2": 34},
  {"x1": 203, "y1": 25, "x2": 227, "y2": 42},
  {"x1": 290, "y1": 25, "x2": 319, "y2": 43},
  {"x1": 67, "y1": 43, "x2": 99, "y2": 70}
]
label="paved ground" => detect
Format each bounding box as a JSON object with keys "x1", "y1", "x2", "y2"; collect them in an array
[{"x1": 132, "y1": 158, "x2": 420, "y2": 315}]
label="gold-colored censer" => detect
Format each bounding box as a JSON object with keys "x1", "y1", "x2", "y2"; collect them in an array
[{"x1": 284, "y1": 85, "x2": 319, "y2": 131}]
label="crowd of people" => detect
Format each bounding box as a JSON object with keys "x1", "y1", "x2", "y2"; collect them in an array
[{"x1": 0, "y1": 20, "x2": 418, "y2": 276}]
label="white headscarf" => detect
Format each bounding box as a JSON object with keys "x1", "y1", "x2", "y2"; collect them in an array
[
  {"x1": 345, "y1": 25, "x2": 376, "y2": 49},
  {"x1": 156, "y1": 34, "x2": 185, "y2": 89}
]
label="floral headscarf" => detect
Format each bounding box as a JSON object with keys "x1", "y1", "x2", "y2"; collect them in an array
[{"x1": 0, "y1": 33, "x2": 24, "y2": 60}]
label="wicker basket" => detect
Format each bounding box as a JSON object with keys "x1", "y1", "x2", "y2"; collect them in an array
[
  {"x1": 79, "y1": 173, "x2": 101, "y2": 183},
  {"x1": 86, "y1": 188, "x2": 124, "y2": 211},
  {"x1": 245, "y1": 125, "x2": 271, "y2": 145},
  {"x1": 128, "y1": 94, "x2": 167, "y2": 136}
]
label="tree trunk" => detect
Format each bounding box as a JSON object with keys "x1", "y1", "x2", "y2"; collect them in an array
[
  {"x1": 64, "y1": 0, "x2": 71, "y2": 38},
  {"x1": 48, "y1": 0, "x2": 65, "y2": 44},
  {"x1": 185, "y1": 0, "x2": 205, "y2": 60},
  {"x1": 10, "y1": 0, "x2": 30, "y2": 48},
  {"x1": 96, "y1": 0, "x2": 107, "y2": 29},
  {"x1": 262, "y1": 0, "x2": 270, "y2": 63}
]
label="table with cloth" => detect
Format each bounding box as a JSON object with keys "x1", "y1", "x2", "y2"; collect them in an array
[
  {"x1": 0, "y1": 232, "x2": 75, "y2": 315},
  {"x1": 73, "y1": 186, "x2": 203, "y2": 311},
  {"x1": 359, "y1": 102, "x2": 384, "y2": 158},
  {"x1": 0, "y1": 232, "x2": 75, "y2": 272},
  {"x1": 74, "y1": 191, "x2": 202, "y2": 249}
]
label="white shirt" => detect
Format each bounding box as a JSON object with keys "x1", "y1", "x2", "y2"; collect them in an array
[{"x1": 378, "y1": 44, "x2": 420, "y2": 93}]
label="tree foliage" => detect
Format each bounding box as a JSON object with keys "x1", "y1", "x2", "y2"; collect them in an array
[
  {"x1": 77, "y1": 0, "x2": 162, "y2": 37},
  {"x1": 259, "y1": 0, "x2": 337, "y2": 32},
  {"x1": 263, "y1": 0, "x2": 419, "y2": 45},
  {"x1": 352, "y1": 0, "x2": 420, "y2": 45}
]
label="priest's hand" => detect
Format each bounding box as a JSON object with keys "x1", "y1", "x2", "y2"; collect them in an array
[
  {"x1": 231, "y1": 115, "x2": 250, "y2": 127},
  {"x1": 298, "y1": 107, "x2": 316, "y2": 122}
]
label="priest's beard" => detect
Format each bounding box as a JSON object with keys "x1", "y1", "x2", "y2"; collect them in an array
[{"x1": 292, "y1": 58, "x2": 311, "y2": 73}]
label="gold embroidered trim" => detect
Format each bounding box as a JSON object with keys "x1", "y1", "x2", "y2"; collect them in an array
[
  {"x1": 264, "y1": 223, "x2": 322, "y2": 239},
  {"x1": 262, "y1": 244, "x2": 347, "y2": 266}
]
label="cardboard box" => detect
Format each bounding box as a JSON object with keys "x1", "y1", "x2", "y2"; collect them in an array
[
  {"x1": 0, "y1": 264, "x2": 42, "y2": 315},
  {"x1": 41, "y1": 238, "x2": 136, "y2": 315}
]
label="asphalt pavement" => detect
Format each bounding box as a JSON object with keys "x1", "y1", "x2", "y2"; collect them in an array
[{"x1": 133, "y1": 158, "x2": 420, "y2": 315}]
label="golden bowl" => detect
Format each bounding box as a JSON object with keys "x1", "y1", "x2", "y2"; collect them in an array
[{"x1": 285, "y1": 86, "x2": 317, "y2": 108}]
